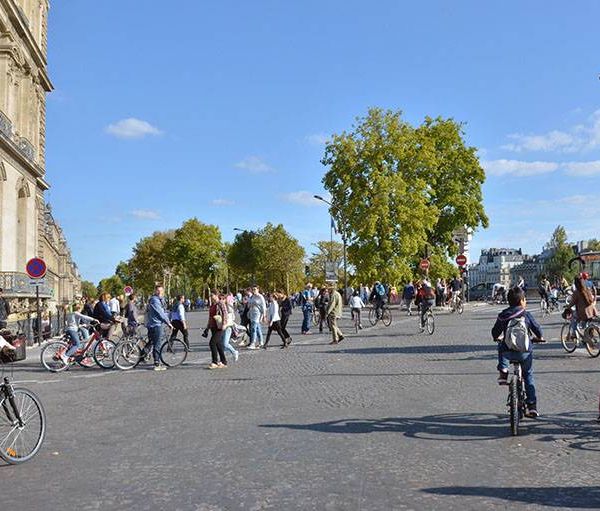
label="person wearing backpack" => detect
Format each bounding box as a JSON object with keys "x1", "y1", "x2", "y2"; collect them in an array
[
  {"x1": 492, "y1": 286, "x2": 545, "y2": 418},
  {"x1": 369, "y1": 281, "x2": 387, "y2": 320}
]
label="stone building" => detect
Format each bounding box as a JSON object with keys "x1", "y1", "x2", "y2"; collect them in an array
[
  {"x1": 468, "y1": 248, "x2": 528, "y2": 288},
  {"x1": 0, "y1": 1, "x2": 80, "y2": 314}
]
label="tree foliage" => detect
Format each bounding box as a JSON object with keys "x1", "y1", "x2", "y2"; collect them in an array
[
  {"x1": 97, "y1": 275, "x2": 124, "y2": 297},
  {"x1": 307, "y1": 241, "x2": 344, "y2": 285},
  {"x1": 321, "y1": 108, "x2": 488, "y2": 285},
  {"x1": 80, "y1": 280, "x2": 97, "y2": 299},
  {"x1": 544, "y1": 226, "x2": 577, "y2": 281}
]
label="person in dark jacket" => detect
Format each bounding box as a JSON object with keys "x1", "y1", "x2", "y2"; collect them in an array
[
  {"x1": 315, "y1": 288, "x2": 330, "y2": 333},
  {"x1": 93, "y1": 293, "x2": 116, "y2": 338},
  {"x1": 279, "y1": 291, "x2": 293, "y2": 345},
  {"x1": 492, "y1": 286, "x2": 545, "y2": 417},
  {"x1": 0, "y1": 288, "x2": 10, "y2": 330}
]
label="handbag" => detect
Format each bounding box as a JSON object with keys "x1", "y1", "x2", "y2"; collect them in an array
[{"x1": 213, "y1": 314, "x2": 223, "y2": 329}]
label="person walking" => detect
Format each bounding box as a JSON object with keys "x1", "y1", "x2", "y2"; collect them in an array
[
  {"x1": 349, "y1": 290, "x2": 365, "y2": 329},
  {"x1": 247, "y1": 285, "x2": 266, "y2": 349},
  {"x1": 220, "y1": 293, "x2": 239, "y2": 362},
  {"x1": 0, "y1": 288, "x2": 10, "y2": 330},
  {"x1": 326, "y1": 285, "x2": 345, "y2": 345},
  {"x1": 169, "y1": 295, "x2": 190, "y2": 350},
  {"x1": 264, "y1": 292, "x2": 291, "y2": 349},
  {"x1": 279, "y1": 291, "x2": 293, "y2": 346},
  {"x1": 206, "y1": 291, "x2": 228, "y2": 369},
  {"x1": 143, "y1": 285, "x2": 173, "y2": 371},
  {"x1": 315, "y1": 287, "x2": 330, "y2": 334},
  {"x1": 402, "y1": 281, "x2": 415, "y2": 316},
  {"x1": 123, "y1": 293, "x2": 140, "y2": 335},
  {"x1": 300, "y1": 283, "x2": 315, "y2": 335}
]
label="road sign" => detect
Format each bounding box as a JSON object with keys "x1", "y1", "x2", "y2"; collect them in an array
[
  {"x1": 325, "y1": 261, "x2": 338, "y2": 282},
  {"x1": 124, "y1": 286, "x2": 134, "y2": 295},
  {"x1": 456, "y1": 254, "x2": 467, "y2": 267},
  {"x1": 29, "y1": 278, "x2": 45, "y2": 287},
  {"x1": 419, "y1": 259, "x2": 430, "y2": 271},
  {"x1": 26, "y1": 258, "x2": 47, "y2": 279}
]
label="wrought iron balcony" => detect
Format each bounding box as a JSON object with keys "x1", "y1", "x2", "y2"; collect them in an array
[
  {"x1": 0, "y1": 110, "x2": 13, "y2": 139},
  {"x1": 16, "y1": 136, "x2": 36, "y2": 162},
  {"x1": 0, "y1": 272, "x2": 52, "y2": 298}
]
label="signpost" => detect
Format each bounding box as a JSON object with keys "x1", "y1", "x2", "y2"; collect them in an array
[
  {"x1": 26, "y1": 258, "x2": 47, "y2": 346},
  {"x1": 419, "y1": 259, "x2": 430, "y2": 272},
  {"x1": 456, "y1": 254, "x2": 467, "y2": 267},
  {"x1": 325, "y1": 261, "x2": 338, "y2": 282}
]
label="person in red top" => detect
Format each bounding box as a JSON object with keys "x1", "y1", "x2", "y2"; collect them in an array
[
  {"x1": 206, "y1": 291, "x2": 228, "y2": 369},
  {"x1": 415, "y1": 280, "x2": 436, "y2": 332}
]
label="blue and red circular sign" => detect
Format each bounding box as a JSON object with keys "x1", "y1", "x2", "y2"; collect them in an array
[{"x1": 26, "y1": 258, "x2": 47, "y2": 279}]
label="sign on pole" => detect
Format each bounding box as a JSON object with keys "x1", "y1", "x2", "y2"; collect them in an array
[
  {"x1": 26, "y1": 258, "x2": 47, "y2": 279},
  {"x1": 124, "y1": 286, "x2": 133, "y2": 296},
  {"x1": 325, "y1": 261, "x2": 338, "y2": 282},
  {"x1": 456, "y1": 254, "x2": 467, "y2": 267},
  {"x1": 419, "y1": 259, "x2": 430, "y2": 271}
]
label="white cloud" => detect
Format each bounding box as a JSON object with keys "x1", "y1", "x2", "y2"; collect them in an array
[
  {"x1": 281, "y1": 191, "x2": 328, "y2": 207},
  {"x1": 305, "y1": 133, "x2": 329, "y2": 146},
  {"x1": 501, "y1": 109, "x2": 600, "y2": 153},
  {"x1": 106, "y1": 118, "x2": 163, "y2": 139},
  {"x1": 211, "y1": 198, "x2": 235, "y2": 206},
  {"x1": 131, "y1": 209, "x2": 161, "y2": 220},
  {"x1": 563, "y1": 160, "x2": 600, "y2": 176},
  {"x1": 483, "y1": 159, "x2": 559, "y2": 177},
  {"x1": 234, "y1": 156, "x2": 273, "y2": 173}
]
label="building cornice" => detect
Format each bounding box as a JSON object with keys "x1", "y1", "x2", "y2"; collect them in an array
[
  {"x1": 0, "y1": 129, "x2": 45, "y2": 179},
  {"x1": 0, "y1": 0, "x2": 52, "y2": 92}
]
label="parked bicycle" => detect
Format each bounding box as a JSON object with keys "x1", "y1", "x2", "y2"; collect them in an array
[
  {"x1": 113, "y1": 330, "x2": 187, "y2": 370},
  {"x1": 0, "y1": 376, "x2": 46, "y2": 464},
  {"x1": 368, "y1": 305, "x2": 392, "y2": 327},
  {"x1": 40, "y1": 324, "x2": 116, "y2": 372}
]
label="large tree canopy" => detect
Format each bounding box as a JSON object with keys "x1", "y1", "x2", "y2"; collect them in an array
[{"x1": 322, "y1": 108, "x2": 488, "y2": 283}]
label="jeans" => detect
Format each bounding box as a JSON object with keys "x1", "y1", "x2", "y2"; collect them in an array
[
  {"x1": 302, "y1": 305, "x2": 313, "y2": 333},
  {"x1": 221, "y1": 326, "x2": 238, "y2": 355},
  {"x1": 147, "y1": 325, "x2": 164, "y2": 365},
  {"x1": 209, "y1": 328, "x2": 227, "y2": 364},
  {"x1": 249, "y1": 320, "x2": 263, "y2": 346},
  {"x1": 65, "y1": 329, "x2": 81, "y2": 357},
  {"x1": 170, "y1": 319, "x2": 189, "y2": 349},
  {"x1": 420, "y1": 299, "x2": 434, "y2": 327},
  {"x1": 327, "y1": 314, "x2": 344, "y2": 343},
  {"x1": 497, "y1": 343, "x2": 537, "y2": 405},
  {"x1": 403, "y1": 298, "x2": 413, "y2": 314}
]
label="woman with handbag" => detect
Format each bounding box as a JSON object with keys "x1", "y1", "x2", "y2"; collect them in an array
[{"x1": 206, "y1": 291, "x2": 228, "y2": 369}]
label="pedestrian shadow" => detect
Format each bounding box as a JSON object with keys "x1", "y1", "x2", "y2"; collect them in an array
[
  {"x1": 421, "y1": 485, "x2": 600, "y2": 508},
  {"x1": 260, "y1": 411, "x2": 599, "y2": 446},
  {"x1": 325, "y1": 344, "x2": 497, "y2": 355}
]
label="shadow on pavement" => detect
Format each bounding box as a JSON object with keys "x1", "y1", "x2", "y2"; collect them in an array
[
  {"x1": 325, "y1": 344, "x2": 496, "y2": 355},
  {"x1": 421, "y1": 485, "x2": 600, "y2": 508},
  {"x1": 261, "y1": 411, "x2": 600, "y2": 447}
]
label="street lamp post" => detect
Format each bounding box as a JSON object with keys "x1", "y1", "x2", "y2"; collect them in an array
[{"x1": 314, "y1": 195, "x2": 348, "y2": 304}]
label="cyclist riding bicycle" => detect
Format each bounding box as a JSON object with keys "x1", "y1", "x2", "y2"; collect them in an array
[
  {"x1": 538, "y1": 276, "x2": 551, "y2": 307},
  {"x1": 369, "y1": 281, "x2": 387, "y2": 320},
  {"x1": 416, "y1": 280, "x2": 435, "y2": 331},
  {"x1": 493, "y1": 286, "x2": 545, "y2": 418},
  {"x1": 63, "y1": 303, "x2": 98, "y2": 364},
  {"x1": 492, "y1": 283, "x2": 506, "y2": 303}
]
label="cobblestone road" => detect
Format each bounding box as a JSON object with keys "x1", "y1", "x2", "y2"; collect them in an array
[{"x1": 1, "y1": 304, "x2": 599, "y2": 510}]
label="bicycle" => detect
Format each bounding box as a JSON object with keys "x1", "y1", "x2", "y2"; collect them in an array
[
  {"x1": 450, "y1": 294, "x2": 464, "y2": 315},
  {"x1": 40, "y1": 324, "x2": 116, "y2": 372},
  {"x1": 351, "y1": 308, "x2": 363, "y2": 333},
  {"x1": 419, "y1": 306, "x2": 435, "y2": 335},
  {"x1": 0, "y1": 376, "x2": 46, "y2": 464},
  {"x1": 113, "y1": 329, "x2": 187, "y2": 370},
  {"x1": 368, "y1": 304, "x2": 392, "y2": 327},
  {"x1": 561, "y1": 317, "x2": 600, "y2": 358}
]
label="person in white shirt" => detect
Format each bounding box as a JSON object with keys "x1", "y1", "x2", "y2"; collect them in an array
[
  {"x1": 264, "y1": 292, "x2": 290, "y2": 349},
  {"x1": 247, "y1": 286, "x2": 267, "y2": 349},
  {"x1": 349, "y1": 290, "x2": 366, "y2": 329},
  {"x1": 108, "y1": 295, "x2": 121, "y2": 316},
  {"x1": 169, "y1": 295, "x2": 189, "y2": 350}
]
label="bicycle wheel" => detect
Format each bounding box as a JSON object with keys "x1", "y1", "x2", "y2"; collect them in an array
[
  {"x1": 0, "y1": 387, "x2": 46, "y2": 464},
  {"x1": 113, "y1": 339, "x2": 142, "y2": 370},
  {"x1": 40, "y1": 341, "x2": 69, "y2": 372},
  {"x1": 457, "y1": 302, "x2": 464, "y2": 315},
  {"x1": 561, "y1": 323, "x2": 578, "y2": 353},
  {"x1": 93, "y1": 339, "x2": 116, "y2": 369},
  {"x1": 160, "y1": 338, "x2": 188, "y2": 367},
  {"x1": 354, "y1": 316, "x2": 359, "y2": 334},
  {"x1": 584, "y1": 325, "x2": 600, "y2": 358},
  {"x1": 368, "y1": 308, "x2": 378, "y2": 326},
  {"x1": 382, "y1": 308, "x2": 392, "y2": 327},
  {"x1": 509, "y1": 379, "x2": 519, "y2": 437},
  {"x1": 425, "y1": 312, "x2": 435, "y2": 335}
]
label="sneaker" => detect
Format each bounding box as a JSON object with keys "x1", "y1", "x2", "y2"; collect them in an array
[
  {"x1": 338, "y1": 336, "x2": 345, "y2": 343},
  {"x1": 497, "y1": 371, "x2": 509, "y2": 385},
  {"x1": 60, "y1": 354, "x2": 70, "y2": 365},
  {"x1": 358, "y1": 324, "x2": 363, "y2": 330},
  {"x1": 154, "y1": 364, "x2": 167, "y2": 372},
  {"x1": 234, "y1": 351, "x2": 239, "y2": 362},
  {"x1": 526, "y1": 404, "x2": 539, "y2": 418},
  {"x1": 217, "y1": 362, "x2": 227, "y2": 369},
  {"x1": 328, "y1": 340, "x2": 338, "y2": 345},
  {"x1": 208, "y1": 363, "x2": 219, "y2": 369},
  {"x1": 247, "y1": 344, "x2": 258, "y2": 350}
]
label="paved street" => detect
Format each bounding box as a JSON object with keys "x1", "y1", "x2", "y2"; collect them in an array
[{"x1": 1, "y1": 304, "x2": 599, "y2": 510}]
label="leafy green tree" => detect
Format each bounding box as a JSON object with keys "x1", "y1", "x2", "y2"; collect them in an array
[
  {"x1": 227, "y1": 230, "x2": 259, "y2": 286},
  {"x1": 544, "y1": 226, "x2": 577, "y2": 281},
  {"x1": 80, "y1": 280, "x2": 97, "y2": 299},
  {"x1": 321, "y1": 108, "x2": 488, "y2": 284},
  {"x1": 97, "y1": 275, "x2": 124, "y2": 297},
  {"x1": 586, "y1": 239, "x2": 600, "y2": 251},
  {"x1": 128, "y1": 230, "x2": 176, "y2": 294}
]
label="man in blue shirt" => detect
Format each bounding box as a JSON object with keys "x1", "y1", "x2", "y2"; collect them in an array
[{"x1": 145, "y1": 285, "x2": 173, "y2": 371}]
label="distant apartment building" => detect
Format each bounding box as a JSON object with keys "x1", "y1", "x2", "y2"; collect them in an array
[{"x1": 468, "y1": 248, "x2": 528, "y2": 287}]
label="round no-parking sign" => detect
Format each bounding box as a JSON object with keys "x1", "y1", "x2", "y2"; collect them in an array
[{"x1": 26, "y1": 258, "x2": 47, "y2": 279}]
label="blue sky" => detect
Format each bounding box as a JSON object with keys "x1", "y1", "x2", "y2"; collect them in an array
[{"x1": 45, "y1": 1, "x2": 600, "y2": 282}]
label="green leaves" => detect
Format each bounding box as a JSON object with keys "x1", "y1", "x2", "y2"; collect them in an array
[{"x1": 322, "y1": 108, "x2": 488, "y2": 283}]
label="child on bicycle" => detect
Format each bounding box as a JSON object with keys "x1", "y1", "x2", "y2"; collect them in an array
[
  {"x1": 492, "y1": 286, "x2": 545, "y2": 418},
  {"x1": 349, "y1": 290, "x2": 365, "y2": 329},
  {"x1": 64, "y1": 303, "x2": 97, "y2": 362}
]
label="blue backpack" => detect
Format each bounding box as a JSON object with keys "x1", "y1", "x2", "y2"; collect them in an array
[{"x1": 376, "y1": 284, "x2": 386, "y2": 297}]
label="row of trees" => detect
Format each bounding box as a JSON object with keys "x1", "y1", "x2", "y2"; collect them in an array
[
  {"x1": 543, "y1": 226, "x2": 600, "y2": 282},
  {"x1": 92, "y1": 220, "x2": 307, "y2": 299}
]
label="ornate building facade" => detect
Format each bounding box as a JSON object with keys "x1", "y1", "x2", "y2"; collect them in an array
[{"x1": 0, "y1": 0, "x2": 81, "y2": 311}]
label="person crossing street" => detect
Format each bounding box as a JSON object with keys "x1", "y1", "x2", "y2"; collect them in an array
[{"x1": 326, "y1": 285, "x2": 345, "y2": 345}]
